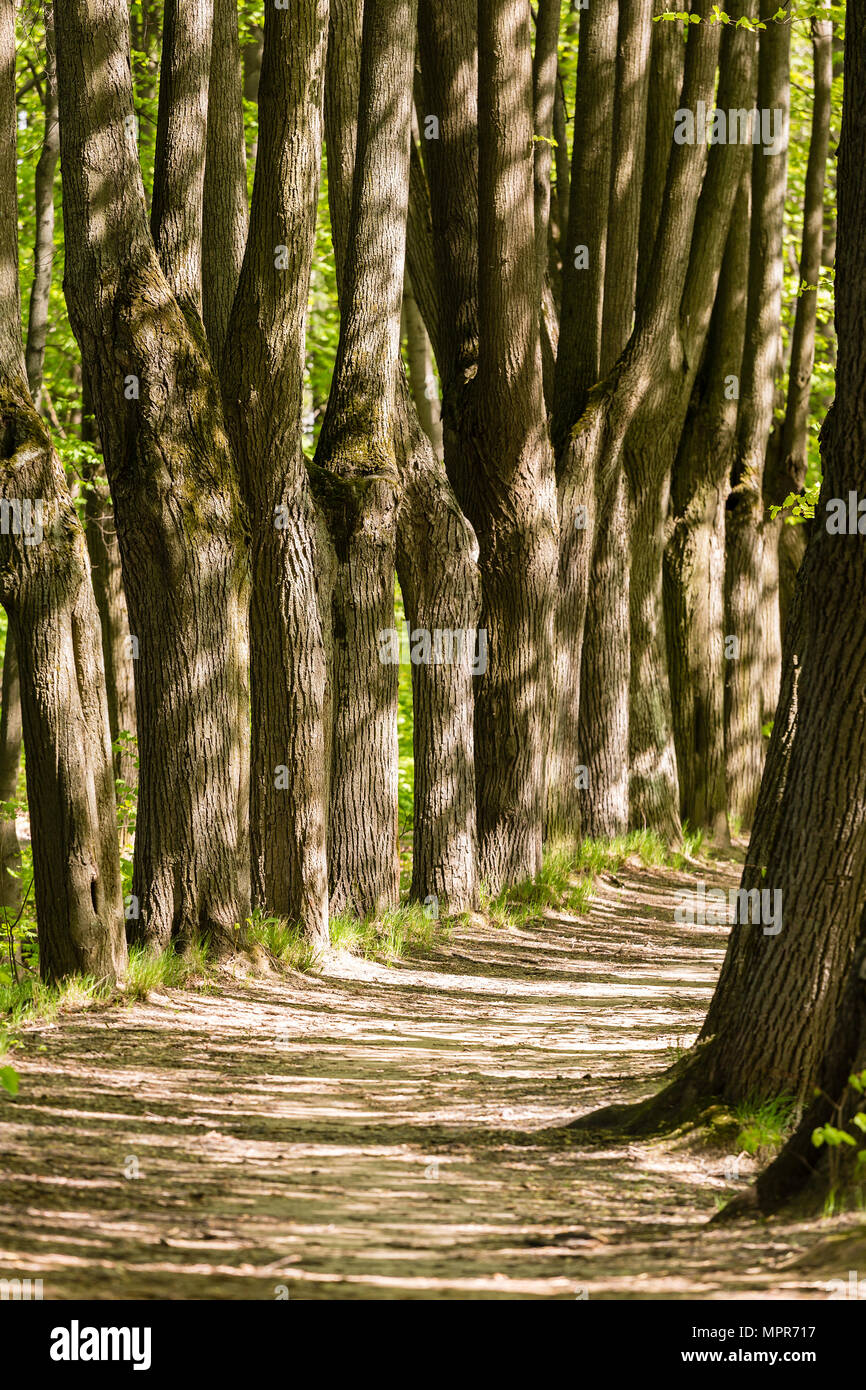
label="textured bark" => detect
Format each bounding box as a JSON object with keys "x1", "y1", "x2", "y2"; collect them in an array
[
  {"x1": 532, "y1": 0, "x2": 561, "y2": 296},
  {"x1": 692, "y1": 2, "x2": 866, "y2": 1107},
  {"x1": 768, "y1": 13, "x2": 833, "y2": 636},
  {"x1": 222, "y1": 0, "x2": 331, "y2": 946},
  {"x1": 551, "y1": 0, "x2": 618, "y2": 452},
  {"x1": 150, "y1": 0, "x2": 212, "y2": 314},
  {"x1": 550, "y1": 0, "x2": 737, "y2": 842},
  {"x1": 0, "y1": 0, "x2": 125, "y2": 982},
  {"x1": 315, "y1": 0, "x2": 418, "y2": 915},
  {"x1": 202, "y1": 0, "x2": 248, "y2": 367},
  {"x1": 725, "y1": 9, "x2": 790, "y2": 830},
  {"x1": 24, "y1": 2, "x2": 59, "y2": 410},
  {"x1": 624, "y1": 1, "x2": 758, "y2": 838},
  {"x1": 0, "y1": 629, "x2": 22, "y2": 910},
  {"x1": 665, "y1": 173, "x2": 749, "y2": 836},
  {"x1": 394, "y1": 368, "x2": 479, "y2": 912},
  {"x1": 574, "y1": 0, "x2": 652, "y2": 841},
  {"x1": 636, "y1": 1, "x2": 684, "y2": 305},
  {"x1": 618, "y1": 5, "x2": 866, "y2": 1129},
  {"x1": 456, "y1": 0, "x2": 557, "y2": 888},
  {"x1": 56, "y1": 0, "x2": 250, "y2": 951}
]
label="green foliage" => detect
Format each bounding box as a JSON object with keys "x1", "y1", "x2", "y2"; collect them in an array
[
  {"x1": 733, "y1": 1094, "x2": 796, "y2": 1155},
  {"x1": 124, "y1": 943, "x2": 210, "y2": 1000},
  {"x1": 241, "y1": 909, "x2": 320, "y2": 973}
]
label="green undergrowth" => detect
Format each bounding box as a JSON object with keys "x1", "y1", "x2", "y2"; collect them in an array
[
  {"x1": 0, "y1": 828, "x2": 709, "y2": 1030},
  {"x1": 484, "y1": 827, "x2": 706, "y2": 930}
]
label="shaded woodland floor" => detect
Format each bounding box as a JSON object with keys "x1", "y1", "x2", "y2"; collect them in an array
[{"x1": 1, "y1": 857, "x2": 862, "y2": 1300}]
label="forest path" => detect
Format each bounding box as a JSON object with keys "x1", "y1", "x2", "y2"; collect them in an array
[{"x1": 0, "y1": 855, "x2": 852, "y2": 1300}]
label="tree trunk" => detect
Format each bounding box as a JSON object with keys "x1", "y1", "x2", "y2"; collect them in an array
[
  {"x1": 394, "y1": 368, "x2": 479, "y2": 912},
  {"x1": 55, "y1": 0, "x2": 250, "y2": 952},
  {"x1": 24, "y1": 1, "x2": 59, "y2": 411},
  {"x1": 664, "y1": 172, "x2": 749, "y2": 836},
  {"x1": 0, "y1": 0, "x2": 125, "y2": 983},
  {"x1": 769, "y1": 12, "x2": 833, "y2": 636},
  {"x1": 461, "y1": 0, "x2": 557, "y2": 888},
  {"x1": 401, "y1": 268, "x2": 443, "y2": 458},
  {"x1": 315, "y1": 0, "x2": 418, "y2": 915},
  {"x1": 0, "y1": 629, "x2": 22, "y2": 910},
  {"x1": 222, "y1": 0, "x2": 331, "y2": 946},
  {"x1": 725, "y1": 9, "x2": 790, "y2": 830},
  {"x1": 202, "y1": 0, "x2": 248, "y2": 368}
]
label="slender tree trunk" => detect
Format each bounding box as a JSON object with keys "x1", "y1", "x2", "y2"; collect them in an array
[
  {"x1": 665, "y1": 173, "x2": 749, "y2": 836},
  {"x1": 401, "y1": 268, "x2": 442, "y2": 458},
  {"x1": 769, "y1": 10, "x2": 833, "y2": 633},
  {"x1": 0, "y1": 628, "x2": 21, "y2": 909},
  {"x1": 315, "y1": 0, "x2": 419, "y2": 915},
  {"x1": 24, "y1": 2, "x2": 59, "y2": 411},
  {"x1": 222, "y1": 0, "x2": 331, "y2": 946},
  {"x1": 394, "y1": 369, "x2": 479, "y2": 912},
  {"x1": 0, "y1": 0, "x2": 125, "y2": 982},
  {"x1": 55, "y1": 0, "x2": 250, "y2": 952},
  {"x1": 725, "y1": 9, "x2": 790, "y2": 830},
  {"x1": 202, "y1": 0, "x2": 248, "y2": 368}
]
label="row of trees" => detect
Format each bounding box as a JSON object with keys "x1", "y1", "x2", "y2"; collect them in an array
[{"x1": 0, "y1": 0, "x2": 863, "y2": 1214}]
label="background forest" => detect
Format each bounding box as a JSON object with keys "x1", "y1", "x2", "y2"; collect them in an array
[{"x1": 1, "y1": 0, "x2": 866, "y2": 1305}]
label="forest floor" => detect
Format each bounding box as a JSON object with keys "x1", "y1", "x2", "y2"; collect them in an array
[{"x1": 1, "y1": 854, "x2": 863, "y2": 1300}]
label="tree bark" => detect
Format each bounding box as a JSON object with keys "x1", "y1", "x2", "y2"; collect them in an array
[
  {"x1": 769, "y1": 11, "x2": 833, "y2": 636},
  {"x1": 55, "y1": 0, "x2": 251, "y2": 952},
  {"x1": 664, "y1": 172, "x2": 749, "y2": 836},
  {"x1": 725, "y1": 7, "x2": 790, "y2": 830},
  {"x1": 202, "y1": 0, "x2": 248, "y2": 368},
  {"x1": 0, "y1": 0, "x2": 125, "y2": 982},
  {"x1": 0, "y1": 628, "x2": 21, "y2": 910},
  {"x1": 315, "y1": 0, "x2": 418, "y2": 915},
  {"x1": 222, "y1": 0, "x2": 331, "y2": 946},
  {"x1": 24, "y1": 1, "x2": 59, "y2": 410}
]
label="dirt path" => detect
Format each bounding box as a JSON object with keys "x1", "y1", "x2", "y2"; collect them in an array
[{"x1": 0, "y1": 856, "x2": 858, "y2": 1300}]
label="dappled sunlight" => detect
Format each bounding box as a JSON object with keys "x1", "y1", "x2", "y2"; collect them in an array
[{"x1": 0, "y1": 858, "x2": 847, "y2": 1300}]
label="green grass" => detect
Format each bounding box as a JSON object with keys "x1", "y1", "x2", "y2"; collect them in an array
[
  {"x1": 242, "y1": 910, "x2": 321, "y2": 972},
  {"x1": 483, "y1": 828, "x2": 707, "y2": 931},
  {"x1": 733, "y1": 1094, "x2": 797, "y2": 1157},
  {"x1": 329, "y1": 901, "x2": 447, "y2": 963},
  {"x1": 123, "y1": 943, "x2": 210, "y2": 1000}
]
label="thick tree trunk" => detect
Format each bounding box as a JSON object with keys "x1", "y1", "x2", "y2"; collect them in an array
[
  {"x1": 56, "y1": 0, "x2": 250, "y2": 952},
  {"x1": 664, "y1": 173, "x2": 749, "y2": 836},
  {"x1": 725, "y1": 11, "x2": 790, "y2": 830},
  {"x1": 222, "y1": 0, "x2": 331, "y2": 946},
  {"x1": 595, "y1": 7, "x2": 866, "y2": 1131},
  {"x1": 461, "y1": 0, "x2": 558, "y2": 888},
  {"x1": 0, "y1": 0, "x2": 125, "y2": 983}
]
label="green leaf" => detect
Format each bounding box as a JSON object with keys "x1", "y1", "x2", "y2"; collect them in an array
[{"x1": 0, "y1": 1066, "x2": 19, "y2": 1096}]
